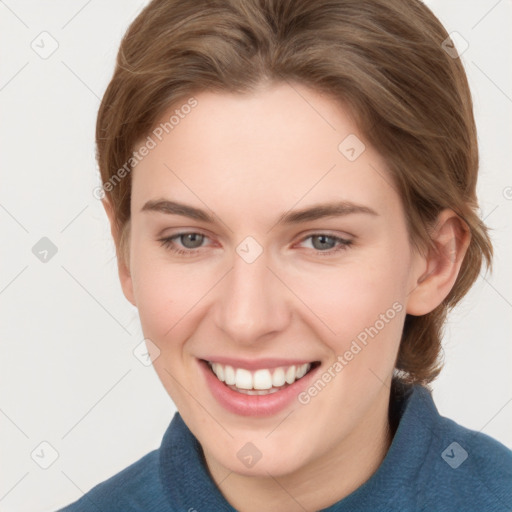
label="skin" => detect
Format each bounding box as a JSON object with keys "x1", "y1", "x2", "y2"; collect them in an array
[{"x1": 104, "y1": 82, "x2": 469, "y2": 512}]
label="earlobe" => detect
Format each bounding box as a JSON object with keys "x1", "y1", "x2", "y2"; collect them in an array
[
  {"x1": 406, "y1": 209, "x2": 471, "y2": 316},
  {"x1": 102, "y1": 199, "x2": 136, "y2": 307}
]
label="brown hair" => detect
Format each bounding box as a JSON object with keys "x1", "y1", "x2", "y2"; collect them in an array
[{"x1": 96, "y1": 0, "x2": 492, "y2": 385}]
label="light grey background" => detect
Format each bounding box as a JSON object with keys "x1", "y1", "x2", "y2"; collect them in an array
[{"x1": 0, "y1": 1, "x2": 511, "y2": 511}]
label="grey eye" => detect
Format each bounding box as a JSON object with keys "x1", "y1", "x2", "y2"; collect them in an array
[
  {"x1": 311, "y1": 235, "x2": 336, "y2": 250},
  {"x1": 179, "y1": 233, "x2": 205, "y2": 249}
]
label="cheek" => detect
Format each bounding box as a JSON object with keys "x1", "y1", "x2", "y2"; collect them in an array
[
  {"x1": 129, "y1": 247, "x2": 219, "y2": 406},
  {"x1": 289, "y1": 245, "x2": 410, "y2": 362},
  {"x1": 129, "y1": 243, "x2": 212, "y2": 345}
]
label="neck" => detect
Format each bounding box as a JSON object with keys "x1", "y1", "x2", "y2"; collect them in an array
[{"x1": 205, "y1": 384, "x2": 393, "y2": 512}]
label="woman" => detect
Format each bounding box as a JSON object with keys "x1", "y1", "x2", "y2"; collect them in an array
[{"x1": 60, "y1": 0, "x2": 512, "y2": 510}]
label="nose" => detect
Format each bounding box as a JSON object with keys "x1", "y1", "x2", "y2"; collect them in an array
[{"x1": 213, "y1": 249, "x2": 291, "y2": 345}]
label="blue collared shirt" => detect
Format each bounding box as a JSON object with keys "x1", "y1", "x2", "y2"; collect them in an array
[{"x1": 58, "y1": 384, "x2": 512, "y2": 511}]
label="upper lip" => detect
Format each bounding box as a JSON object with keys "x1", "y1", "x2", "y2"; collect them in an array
[{"x1": 200, "y1": 357, "x2": 317, "y2": 370}]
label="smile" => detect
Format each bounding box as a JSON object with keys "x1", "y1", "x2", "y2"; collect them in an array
[{"x1": 207, "y1": 361, "x2": 313, "y2": 395}]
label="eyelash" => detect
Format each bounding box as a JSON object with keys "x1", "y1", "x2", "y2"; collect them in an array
[
  {"x1": 299, "y1": 234, "x2": 353, "y2": 256},
  {"x1": 157, "y1": 232, "x2": 353, "y2": 257},
  {"x1": 158, "y1": 233, "x2": 210, "y2": 256}
]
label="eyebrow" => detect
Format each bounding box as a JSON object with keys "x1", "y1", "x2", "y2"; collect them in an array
[
  {"x1": 141, "y1": 199, "x2": 378, "y2": 224},
  {"x1": 278, "y1": 201, "x2": 378, "y2": 223},
  {"x1": 141, "y1": 199, "x2": 215, "y2": 222}
]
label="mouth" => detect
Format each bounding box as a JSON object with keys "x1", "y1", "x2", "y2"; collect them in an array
[
  {"x1": 206, "y1": 360, "x2": 319, "y2": 395},
  {"x1": 198, "y1": 357, "x2": 321, "y2": 416}
]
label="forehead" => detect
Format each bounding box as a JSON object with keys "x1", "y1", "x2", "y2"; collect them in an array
[{"x1": 131, "y1": 83, "x2": 399, "y2": 221}]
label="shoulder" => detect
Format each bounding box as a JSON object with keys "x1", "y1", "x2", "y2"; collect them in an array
[
  {"x1": 57, "y1": 449, "x2": 172, "y2": 512},
  {"x1": 418, "y1": 392, "x2": 512, "y2": 511}
]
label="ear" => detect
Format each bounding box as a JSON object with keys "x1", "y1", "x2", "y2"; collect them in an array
[
  {"x1": 406, "y1": 209, "x2": 471, "y2": 316},
  {"x1": 102, "y1": 199, "x2": 136, "y2": 307}
]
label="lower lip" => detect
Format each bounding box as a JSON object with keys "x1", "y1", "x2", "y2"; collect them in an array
[{"x1": 199, "y1": 360, "x2": 320, "y2": 417}]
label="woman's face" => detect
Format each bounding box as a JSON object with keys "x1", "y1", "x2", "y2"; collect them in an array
[{"x1": 123, "y1": 83, "x2": 424, "y2": 477}]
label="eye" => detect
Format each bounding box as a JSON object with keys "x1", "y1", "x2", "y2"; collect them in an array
[
  {"x1": 298, "y1": 234, "x2": 352, "y2": 253},
  {"x1": 158, "y1": 232, "x2": 210, "y2": 254},
  {"x1": 310, "y1": 234, "x2": 337, "y2": 250},
  {"x1": 176, "y1": 233, "x2": 205, "y2": 249}
]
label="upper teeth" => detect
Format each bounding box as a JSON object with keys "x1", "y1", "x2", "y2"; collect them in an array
[{"x1": 209, "y1": 362, "x2": 311, "y2": 390}]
